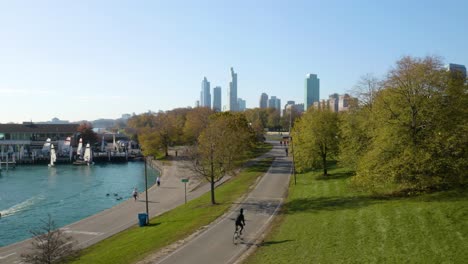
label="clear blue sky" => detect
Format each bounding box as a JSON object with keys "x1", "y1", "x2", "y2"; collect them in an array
[{"x1": 1, "y1": 0, "x2": 467, "y2": 123}]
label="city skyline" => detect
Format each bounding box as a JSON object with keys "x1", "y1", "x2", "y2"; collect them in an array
[{"x1": 0, "y1": 1, "x2": 467, "y2": 123}]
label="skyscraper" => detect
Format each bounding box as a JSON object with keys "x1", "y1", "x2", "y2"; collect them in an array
[
  {"x1": 305, "y1": 74, "x2": 320, "y2": 110},
  {"x1": 213, "y1": 86, "x2": 222, "y2": 112},
  {"x1": 268, "y1": 96, "x2": 281, "y2": 111},
  {"x1": 227, "y1": 67, "x2": 238, "y2": 111},
  {"x1": 237, "y1": 98, "x2": 246, "y2": 111},
  {"x1": 259, "y1": 93, "x2": 268, "y2": 108},
  {"x1": 200, "y1": 77, "x2": 211, "y2": 108},
  {"x1": 447, "y1": 63, "x2": 467, "y2": 79}
]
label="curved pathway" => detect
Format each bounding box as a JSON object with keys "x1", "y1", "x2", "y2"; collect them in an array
[{"x1": 140, "y1": 142, "x2": 292, "y2": 264}]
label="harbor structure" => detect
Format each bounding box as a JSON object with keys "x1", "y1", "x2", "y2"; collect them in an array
[{"x1": 0, "y1": 122, "x2": 140, "y2": 167}]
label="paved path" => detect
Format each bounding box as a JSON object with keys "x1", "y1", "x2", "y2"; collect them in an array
[
  {"x1": 144, "y1": 142, "x2": 292, "y2": 264},
  {"x1": 0, "y1": 152, "x2": 224, "y2": 264}
]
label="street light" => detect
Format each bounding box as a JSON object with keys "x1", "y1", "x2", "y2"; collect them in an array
[{"x1": 144, "y1": 156, "x2": 149, "y2": 225}]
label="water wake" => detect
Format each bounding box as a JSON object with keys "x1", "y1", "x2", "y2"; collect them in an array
[{"x1": 0, "y1": 195, "x2": 45, "y2": 218}]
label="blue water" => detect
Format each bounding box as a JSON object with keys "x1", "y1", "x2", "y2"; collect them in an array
[{"x1": 0, "y1": 162, "x2": 157, "y2": 247}]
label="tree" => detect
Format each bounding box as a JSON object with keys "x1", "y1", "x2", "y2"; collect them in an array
[
  {"x1": 280, "y1": 106, "x2": 301, "y2": 132},
  {"x1": 266, "y1": 108, "x2": 281, "y2": 130},
  {"x1": 135, "y1": 110, "x2": 184, "y2": 157},
  {"x1": 127, "y1": 113, "x2": 157, "y2": 130},
  {"x1": 183, "y1": 107, "x2": 214, "y2": 144},
  {"x1": 293, "y1": 108, "x2": 339, "y2": 176},
  {"x1": 77, "y1": 122, "x2": 98, "y2": 145},
  {"x1": 339, "y1": 74, "x2": 381, "y2": 170},
  {"x1": 21, "y1": 214, "x2": 77, "y2": 264},
  {"x1": 350, "y1": 73, "x2": 382, "y2": 108},
  {"x1": 191, "y1": 112, "x2": 254, "y2": 204},
  {"x1": 352, "y1": 56, "x2": 468, "y2": 192},
  {"x1": 244, "y1": 108, "x2": 268, "y2": 140}
]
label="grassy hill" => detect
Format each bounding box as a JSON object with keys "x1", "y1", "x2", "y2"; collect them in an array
[{"x1": 247, "y1": 166, "x2": 467, "y2": 263}]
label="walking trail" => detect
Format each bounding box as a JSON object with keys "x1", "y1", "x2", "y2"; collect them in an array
[{"x1": 139, "y1": 142, "x2": 291, "y2": 264}]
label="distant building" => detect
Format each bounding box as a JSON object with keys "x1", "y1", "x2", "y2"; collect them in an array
[
  {"x1": 213, "y1": 86, "x2": 222, "y2": 112},
  {"x1": 259, "y1": 93, "x2": 268, "y2": 108},
  {"x1": 312, "y1": 93, "x2": 354, "y2": 112},
  {"x1": 447, "y1": 63, "x2": 467, "y2": 79},
  {"x1": 283, "y1": 103, "x2": 304, "y2": 114},
  {"x1": 50, "y1": 118, "x2": 69, "y2": 124},
  {"x1": 313, "y1": 100, "x2": 330, "y2": 110},
  {"x1": 338, "y1": 94, "x2": 352, "y2": 112},
  {"x1": 294, "y1": 103, "x2": 305, "y2": 113},
  {"x1": 121, "y1": 114, "x2": 132, "y2": 120},
  {"x1": 268, "y1": 96, "x2": 281, "y2": 114},
  {"x1": 283, "y1": 101, "x2": 295, "y2": 116},
  {"x1": 227, "y1": 67, "x2": 238, "y2": 111},
  {"x1": 195, "y1": 100, "x2": 200, "y2": 108},
  {"x1": 0, "y1": 123, "x2": 79, "y2": 143},
  {"x1": 305, "y1": 74, "x2": 320, "y2": 110},
  {"x1": 237, "y1": 98, "x2": 246, "y2": 111},
  {"x1": 200, "y1": 77, "x2": 211, "y2": 108},
  {"x1": 328, "y1": 93, "x2": 339, "y2": 112}
]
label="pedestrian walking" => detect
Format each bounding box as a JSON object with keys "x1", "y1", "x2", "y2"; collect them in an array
[
  {"x1": 132, "y1": 187, "x2": 138, "y2": 201},
  {"x1": 157, "y1": 176, "x2": 161, "y2": 186},
  {"x1": 285, "y1": 148, "x2": 288, "y2": 156}
]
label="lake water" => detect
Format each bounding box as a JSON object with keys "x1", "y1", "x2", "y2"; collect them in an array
[{"x1": 0, "y1": 162, "x2": 157, "y2": 247}]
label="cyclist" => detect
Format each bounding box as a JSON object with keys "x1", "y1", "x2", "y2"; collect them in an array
[{"x1": 235, "y1": 208, "x2": 246, "y2": 235}]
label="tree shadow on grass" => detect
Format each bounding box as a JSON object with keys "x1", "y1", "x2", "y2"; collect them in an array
[
  {"x1": 283, "y1": 196, "x2": 378, "y2": 214},
  {"x1": 259, "y1": 239, "x2": 294, "y2": 246},
  {"x1": 283, "y1": 188, "x2": 467, "y2": 215},
  {"x1": 315, "y1": 171, "x2": 354, "y2": 180}
]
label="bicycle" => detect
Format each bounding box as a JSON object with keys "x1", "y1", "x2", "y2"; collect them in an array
[{"x1": 233, "y1": 228, "x2": 242, "y2": 245}]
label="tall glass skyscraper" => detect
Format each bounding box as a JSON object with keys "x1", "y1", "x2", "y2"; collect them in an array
[
  {"x1": 448, "y1": 63, "x2": 467, "y2": 79},
  {"x1": 305, "y1": 74, "x2": 320, "y2": 110},
  {"x1": 237, "y1": 98, "x2": 246, "y2": 111},
  {"x1": 228, "y1": 67, "x2": 238, "y2": 111},
  {"x1": 268, "y1": 96, "x2": 281, "y2": 113},
  {"x1": 213, "y1": 86, "x2": 222, "y2": 112},
  {"x1": 201, "y1": 77, "x2": 211, "y2": 108},
  {"x1": 259, "y1": 93, "x2": 268, "y2": 108}
]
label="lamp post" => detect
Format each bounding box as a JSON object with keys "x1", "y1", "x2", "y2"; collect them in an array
[{"x1": 144, "y1": 156, "x2": 149, "y2": 225}]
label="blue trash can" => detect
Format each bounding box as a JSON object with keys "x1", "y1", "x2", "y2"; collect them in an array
[{"x1": 138, "y1": 213, "x2": 147, "y2": 227}]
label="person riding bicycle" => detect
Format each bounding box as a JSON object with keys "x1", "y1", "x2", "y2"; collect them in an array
[{"x1": 235, "y1": 208, "x2": 246, "y2": 235}]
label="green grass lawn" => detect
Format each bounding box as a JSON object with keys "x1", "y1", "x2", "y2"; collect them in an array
[
  {"x1": 247, "y1": 166, "x2": 468, "y2": 264},
  {"x1": 70, "y1": 146, "x2": 273, "y2": 264}
]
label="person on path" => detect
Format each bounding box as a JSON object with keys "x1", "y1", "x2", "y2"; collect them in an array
[
  {"x1": 235, "y1": 208, "x2": 246, "y2": 235},
  {"x1": 132, "y1": 187, "x2": 138, "y2": 201},
  {"x1": 157, "y1": 176, "x2": 161, "y2": 186},
  {"x1": 285, "y1": 147, "x2": 288, "y2": 156}
]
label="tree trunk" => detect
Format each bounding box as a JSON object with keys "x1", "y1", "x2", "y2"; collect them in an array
[
  {"x1": 210, "y1": 145, "x2": 216, "y2": 204},
  {"x1": 210, "y1": 180, "x2": 216, "y2": 204},
  {"x1": 322, "y1": 153, "x2": 327, "y2": 176}
]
